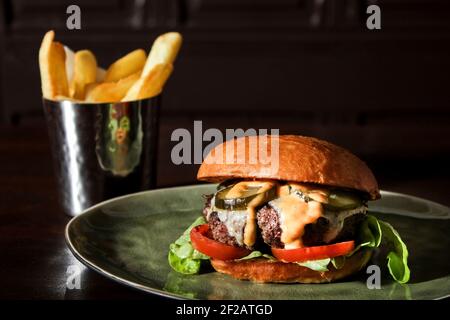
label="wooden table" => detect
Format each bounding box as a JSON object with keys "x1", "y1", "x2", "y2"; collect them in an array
[{"x1": 1, "y1": 125, "x2": 449, "y2": 299}]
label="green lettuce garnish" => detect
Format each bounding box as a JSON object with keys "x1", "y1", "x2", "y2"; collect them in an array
[
  {"x1": 237, "y1": 251, "x2": 276, "y2": 261},
  {"x1": 330, "y1": 214, "x2": 410, "y2": 283},
  {"x1": 239, "y1": 251, "x2": 331, "y2": 271},
  {"x1": 168, "y1": 216, "x2": 209, "y2": 275},
  {"x1": 331, "y1": 256, "x2": 346, "y2": 270},
  {"x1": 378, "y1": 220, "x2": 410, "y2": 284},
  {"x1": 357, "y1": 214, "x2": 382, "y2": 249},
  {"x1": 296, "y1": 258, "x2": 331, "y2": 272}
]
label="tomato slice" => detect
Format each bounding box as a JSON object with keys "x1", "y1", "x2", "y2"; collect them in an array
[
  {"x1": 190, "y1": 224, "x2": 251, "y2": 260},
  {"x1": 271, "y1": 241, "x2": 355, "y2": 263}
]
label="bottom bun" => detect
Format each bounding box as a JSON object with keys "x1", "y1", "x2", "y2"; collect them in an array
[{"x1": 211, "y1": 249, "x2": 372, "y2": 284}]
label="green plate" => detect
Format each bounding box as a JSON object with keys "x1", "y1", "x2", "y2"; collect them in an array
[{"x1": 65, "y1": 184, "x2": 450, "y2": 300}]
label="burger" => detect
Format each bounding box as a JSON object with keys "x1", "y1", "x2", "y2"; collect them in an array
[{"x1": 168, "y1": 135, "x2": 410, "y2": 284}]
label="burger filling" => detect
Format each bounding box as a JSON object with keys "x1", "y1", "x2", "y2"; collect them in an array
[
  {"x1": 169, "y1": 179, "x2": 410, "y2": 283},
  {"x1": 203, "y1": 180, "x2": 368, "y2": 251}
]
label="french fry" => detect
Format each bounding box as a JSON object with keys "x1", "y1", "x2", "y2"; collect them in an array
[
  {"x1": 54, "y1": 95, "x2": 82, "y2": 103},
  {"x1": 142, "y1": 32, "x2": 182, "y2": 77},
  {"x1": 122, "y1": 63, "x2": 173, "y2": 101},
  {"x1": 69, "y1": 50, "x2": 98, "y2": 100},
  {"x1": 84, "y1": 82, "x2": 100, "y2": 98},
  {"x1": 64, "y1": 46, "x2": 75, "y2": 83},
  {"x1": 39, "y1": 30, "x2": 69, "y2": 99},
  {"x1": 65, "y1": 45, "x2": 106, "y2": 84},
  {"x1": 96, "y1": 67, "x2": 106, "y2": 82},
  {"x1": 86, "y1": 72, "x2": 140, "y2": 103},
  {"x1": 122, "y1": 32, "x2": 180, "y2": 102},
  {"x1": 104, "y1": 49, "x2": 146, "y2": 82}
]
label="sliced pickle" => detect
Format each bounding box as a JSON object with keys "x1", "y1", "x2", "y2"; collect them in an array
[
  {"x1": 289, "y1": 187, "x2": 312, "y2": 203},
  {"x1": 289, "y1": 186, "x2": 362, "y2": 211},
  {"x1": 324, "y1": 190, "x2": 363, "y2": 211},
  {"x1": 216, "y1": 179, "x2": 240, "y2": 191},
  {"x1": 214, "y1": 183, "x2": 277, "y2": 210}
]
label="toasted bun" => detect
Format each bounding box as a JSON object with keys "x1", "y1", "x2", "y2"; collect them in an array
[
  {"x1": 211, "y1": 249, "x2": 372, "y2": 283},
  {"x1": 198, "y1": 135, "x2": 380, "y2": 199}
]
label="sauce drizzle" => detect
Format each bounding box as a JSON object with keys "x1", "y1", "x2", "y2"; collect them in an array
[{"x1": 225, "y1": 181, "x2": 275, "y2": 247}]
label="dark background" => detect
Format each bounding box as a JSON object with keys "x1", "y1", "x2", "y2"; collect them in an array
[
  {"x1": 1, "y1": 0, "x2": 450, "y2": 189},
  {"x1": 0, "y1": 0, "x2": 449, "y2": 299}
]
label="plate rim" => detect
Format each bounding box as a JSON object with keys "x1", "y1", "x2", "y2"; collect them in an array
[
  {"x1": 64, "y1": 184, "x2": 216, "y2": 300},
  {"x1": 65, "y1": 184, "x2": 450, "y2": 300}
]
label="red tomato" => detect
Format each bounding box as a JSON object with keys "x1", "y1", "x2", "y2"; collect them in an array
[
  {"x1": 271, "y1": 241, "x2": 355, "y2": 263},
  {"x1": 190, "y1": 224, "x2": 251, "y2": 260}
]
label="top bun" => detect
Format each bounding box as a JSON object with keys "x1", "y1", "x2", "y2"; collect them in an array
[{"x1": 197, "y1": 135, "x2": 380, "y2": 200}]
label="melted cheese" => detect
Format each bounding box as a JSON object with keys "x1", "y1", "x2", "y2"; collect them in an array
[
  {"x1": 217, "y1": 210, "x2": 248, "y2": 245},
  {"x1": 210, "y1": 196, "x2": 248, "y2": 246},
  {"x1": 225, "y1": 181, "x2": 276, "y2": 247},
  {"x1": 321, "y1": 205, "x2": 367, "y2": 243}
]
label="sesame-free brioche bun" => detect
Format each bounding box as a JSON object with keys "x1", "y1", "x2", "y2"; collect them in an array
[
  {"x1": 197, "y1": 135, "x2": 380, "y2": 200},
  {"x1": 211, "y1": 249, "x2": 372, "y2": 284}
]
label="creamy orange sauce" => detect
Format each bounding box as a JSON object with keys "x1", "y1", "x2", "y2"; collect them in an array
[
  {"x1": 225, "y1": 181, "x2": 276, "y2": 247},
  {"x1": 225, "y1": 181, "x2": 265, "y2": 199},
  {"x1": 270, "y1": 193, "x2": 324, "y2": 249},
  {"x1": 270, "y1": 182, "x2": 329, "y2": 249},
  {"x1": 277, "y1": 185, "x2": 290, "y2": 197}
]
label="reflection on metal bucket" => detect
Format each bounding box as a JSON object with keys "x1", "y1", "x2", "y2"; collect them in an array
[
  {"x1": 95, "y1": 104, "x2": 143, "y2": 176},
  {"x1": 43, "y1": 96, "x2": 160, "y2": 216}
]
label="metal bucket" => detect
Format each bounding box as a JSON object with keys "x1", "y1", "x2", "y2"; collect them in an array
[{"x1": 43, "y1": 96, "x2": 160, "y2": 216}]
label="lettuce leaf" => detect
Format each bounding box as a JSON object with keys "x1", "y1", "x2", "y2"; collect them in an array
[
  {"x1": 168, "y1": 250, "x2": 202, "y2": 275},
  {"x1": 331, "y1": 215, "x2": 382, "y2": 270},
  {"x1": 331, "y1": 256, "x2": 346, "y2": 270},
  {"x1": 336, "y1": 214, "x2": 410, "y2": 283},
  {"x1": 237, "y1": 251, "x2": 331, "y2": 271},
  {"x1": 360, "y1": 214, "x2": 382, "y2": 248},
  {"x1": 378, "y1": 220, "x2": 410, "y2": 284},
  {"x1": 350, "y1": 214, "x2": 382, "y2": 255},
  {"x1": 237, "y1": 251, "x2": 276, "y2": 261},
  {"x1": 296, "y1": 258, "x2": 331, "y2": 272},
  {"x1": 239, "y1": 251, "x2": 331, "y2": 271},
  {"x1": 168, "y1": 216, "x2": 209, "y2": 274}
]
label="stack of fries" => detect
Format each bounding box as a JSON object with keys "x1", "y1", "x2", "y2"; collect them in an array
[{"x1": 39, "y1": 30, "x2": 182, "y2": 103}]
